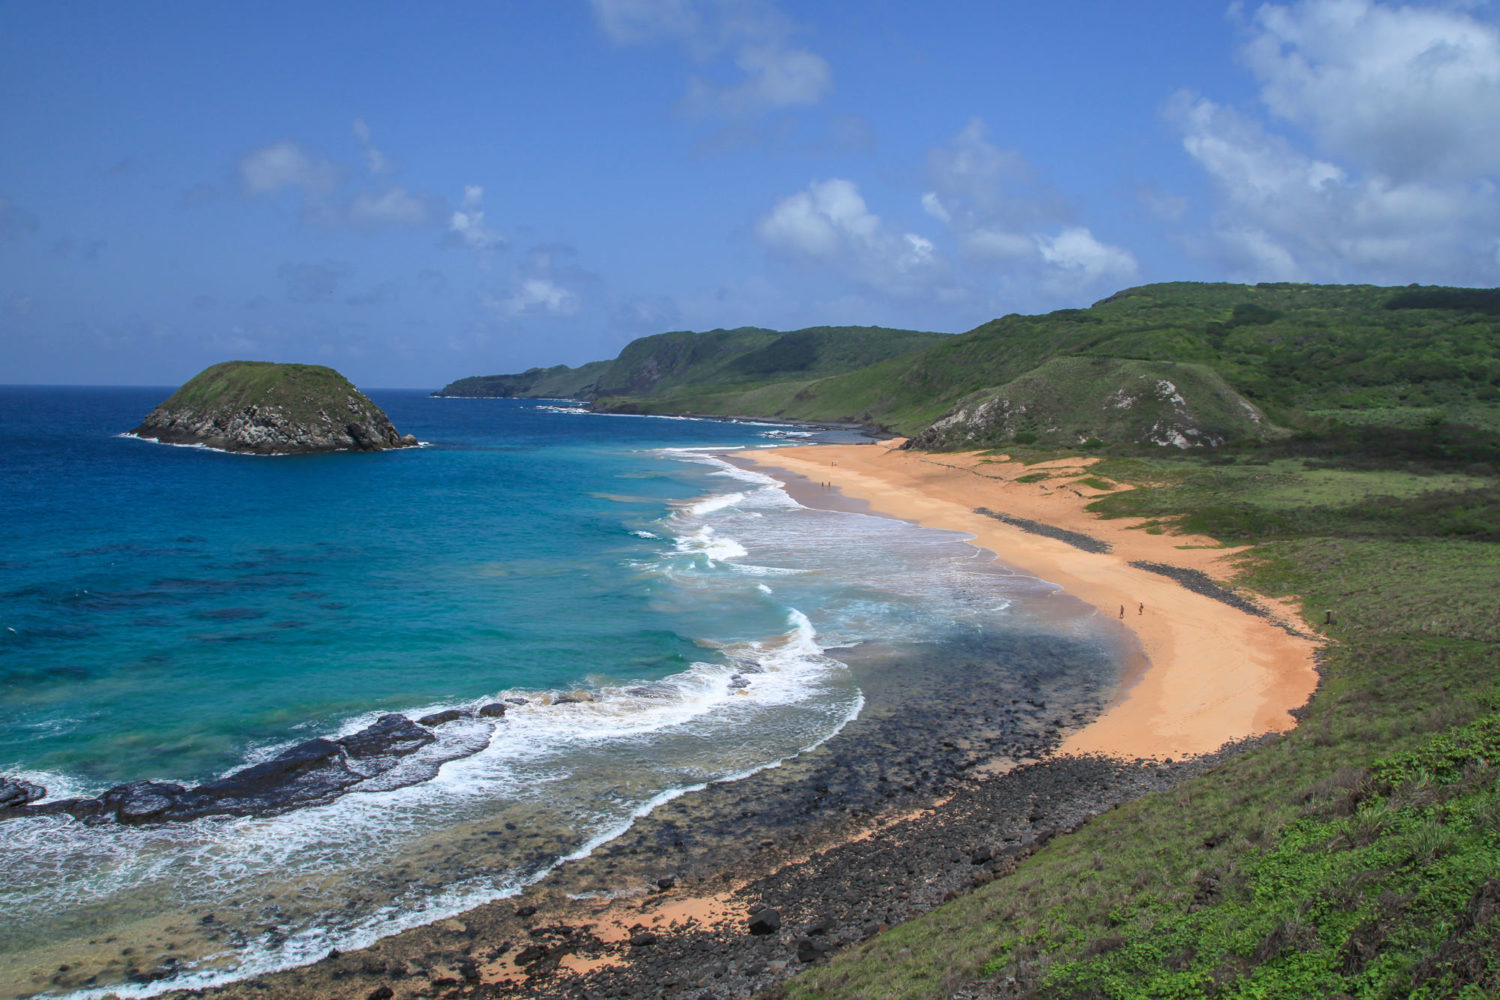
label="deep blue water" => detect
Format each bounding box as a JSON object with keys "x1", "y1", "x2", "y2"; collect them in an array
[
  {"x1": 0, "y1": 389, "x2": 804, "y2": 785},
  {"x1": 0, "y1": 387, "x2": 1119, "y2": 999}
]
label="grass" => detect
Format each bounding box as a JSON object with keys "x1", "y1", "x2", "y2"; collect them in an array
[
  {"x1": 160, "y1": 361, "x2": 367, "y2": 425},
  {"x1": 778, "y1": 444, "x2": 1500, "y2": 1000}
]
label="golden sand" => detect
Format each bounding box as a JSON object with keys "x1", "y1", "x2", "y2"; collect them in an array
[{"x1": 733, "y1": 441, "x2": 1321, "y2": 761}]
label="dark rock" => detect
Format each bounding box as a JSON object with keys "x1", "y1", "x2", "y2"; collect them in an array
[
  {"x1": 747, "y1": 908, "x2": 780, "y2": 935},
  {"x1": 478, "y1": 702, "x2": 508, "y2": 718},
  {"x1": 366, "y1": 988, "x2": 393, "y2": 1000},
  {"x1": 513, "y1": 945, "x2": 548, "y2": 966},
  {"x1": 970, "y1": 845, "x2": 993, "y2": 865},
  {"x1": 417, "y1": 709, "x2": 466, "y2": 728},
  {"x1": 629, "y1": 932, "x2": 658, "y2": 947},
  {"x1": 515, "y1": 904, "x2": 538, "y2": 919},
  {"x1": 802, "y1": 915, "x2": 832, "y2": 936},
  {"x1": 102, "y1": 781, "x2": 188, "y2": 824},
  {"x1": 796, "y1": 937, "x2": 834, "y2": 963},
  {"x1": 656, "y1": 875, "x2": 676, "y2": 891},
  {"x1": 553, "y1": 691, "x2": 594, "y2": 704},
  {"x1": 339, "y1": 714, "x2": 434, "y2": 763},
  {"x1": 1, "y1": 713, "x2": 447, "y2": 827},
  {"x1": 0, "y1": 776, "x2": 45, "y2": 809}
]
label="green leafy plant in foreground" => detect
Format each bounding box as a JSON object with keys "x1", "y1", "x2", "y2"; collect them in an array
[{"x1": 1038, "y1": 713, "x2": 1500, "y2": 999}]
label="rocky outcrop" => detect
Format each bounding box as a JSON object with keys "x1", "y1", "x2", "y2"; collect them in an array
[
  {"x1": 909, "y1": 357, "x2": 1270, "y2": 451},
  {"x1": 132, "y1": 361, "x2": 419, "y2": 455},
  {"x1": 0, "y1": 712, "x2": 492, "y2": 826}
]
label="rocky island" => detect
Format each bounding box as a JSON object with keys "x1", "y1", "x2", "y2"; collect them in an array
[{"x1": 131, "y1": 360, "x2": 419, "y2": 455}]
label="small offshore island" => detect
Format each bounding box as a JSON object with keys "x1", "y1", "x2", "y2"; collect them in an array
[{"x1": 131, "y1": 360, "x2": 418, "y2": 455}]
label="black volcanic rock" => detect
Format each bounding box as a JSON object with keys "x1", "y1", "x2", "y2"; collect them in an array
[
  {"x1": 0, "y1": 713, "x2": 452, "y2": 826},
  {"x1": 131, "y1": 361, "x2": 419, "y2": 455},
  {"x1": 0, "y1": 776, "x2": 45, "y2": 809}
]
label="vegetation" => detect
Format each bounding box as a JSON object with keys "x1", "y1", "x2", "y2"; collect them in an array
[
  {"x1": 771, "y1": 282, "x2": 1500, "y2": 441},
  {"x1": 434, "y1": 282, "x2": 1500, "y2": 452},
  {"x1": 908, "y1": 357, "x2": 1270, "y2": 450},
  {"x1": 434, "y1": 360, "x2": 612, "y2": 399},
  {"x1": 778, "y1": 434, "x2": 1500, "y2": 999},
  {"x1": 432, "y1": 325, "x2": 948, "y2": 409},
  {"x1": 158, "y1": 360, "x2": 369, "y2": 424}
]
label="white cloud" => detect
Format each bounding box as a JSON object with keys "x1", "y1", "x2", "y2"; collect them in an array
[
  {"x1": 920, "y1": 191, "x2": 951, "y2": 224},
  {"x1": 352, "y1": 118, "x2": 392, "y2": 176},
  {"x1": 238, "y1": 141, "x2": 340, "y2": 197},
  {"x1": 590, "y1": 0, "x2": 699, "y2": 45},
  {"x1": 449, "y1": 184, "x2": 505, "y2": 251},
  {"x1": 501, "y1": 277, "x2": 580, "y2": 317},
  {"x1": 592, "y1": 0, "x2": 832, "y2": 117},
  {"x1": 1169, "y1": 89, "x2": 1500, "y2": 282},
  {"x1": 962, "y1": 228, "x2": 1038, "y2": 261},
  {"x1": 236, "y1": 134, "x2": 436, "y2": 230},
  {"x1": 917, "y1": 119, "x2": 1139, "y2": 296},
  {"x1": 756, "y1": 178, "x2": 942, "y2": 295},
  {"x1": 1036, "y1": 227, "x2": 1139, "y2": 286},
  {"x1": 1242, "y1": 0, "x2": 1500, "y2": 182},
  {"x1": 687, "y1": 44, "x2": 831, "y2": 115},
  {"x1": 348, "y1": 186, "x2": 434, "y2": 227},
  {"x1": 757, "y1": 178, "x2": 875, "y2": 257}
]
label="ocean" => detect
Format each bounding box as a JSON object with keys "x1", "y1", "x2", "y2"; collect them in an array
[{"x1": 0, "y1": 388, "x2": 1123, "y2": 999}]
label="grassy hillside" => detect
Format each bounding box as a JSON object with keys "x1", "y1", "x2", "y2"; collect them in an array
[
  {"x1": 909, "y1": 357, "x2": 1271, "y2": 450},
  {"x1": 434, "y1": 326, "x2": 948, "y2": 405},
  {"x1": 158, "y1": 361, "x2": 364, "y2": 423},
  {"x1": 434, "y1": 361, "x2": 611, "y2": 398},
  {"x1": 779, "y1": 436, "x2": 1500, "y2": 1000},
  {"x1": 769, "y1": 283, "x2": 1500, "y2": 441},
  {"x1": 433, "y1": 284, "x2": 1499, "y2": 449}
]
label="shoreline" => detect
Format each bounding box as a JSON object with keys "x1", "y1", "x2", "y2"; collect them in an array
[
  {"x1": 734, "y1": 440, "x2": 1322, "y2": 761},
  {"x1": 144, "y1": 439, "x2": 1320, "y2": 1000}
]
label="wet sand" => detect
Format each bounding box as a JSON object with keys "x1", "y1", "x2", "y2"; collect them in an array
[
  {"x1": 148, "y1": 440, "x2": 1321, "y2": 1000},
  {"x1": 736, "y1": 441, "x2": 1322, "y2": 760}
]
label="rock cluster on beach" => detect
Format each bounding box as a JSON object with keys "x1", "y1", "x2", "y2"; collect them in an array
[
  {"x1": 0, "y1": 709, "x2": 504, "y2": 826},
  {"x1": 131, "y1": 360, "x2": 419, "y2": 455}
]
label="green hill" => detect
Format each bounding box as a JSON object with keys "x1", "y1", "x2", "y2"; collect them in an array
[
  {"x1": 908, "y1": 357, "x2": 1271, "y2": 450},
  {"x1": 433, "y1": 325, "x2": 950, "y2": 408},
  {"x1": 434, "y1": 282, "x2": 1499, "y2": 450},
  {"x1": 434, "y1": 360, "x2": 612, "y2": 399},
  {"x1": 768, "y1": 282, "x2": 1500, "y2": 442}
]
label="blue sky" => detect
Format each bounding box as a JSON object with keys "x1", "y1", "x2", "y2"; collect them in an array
[{"x1": 3, "y1": 0, "x2": 1498, "y2": 387}]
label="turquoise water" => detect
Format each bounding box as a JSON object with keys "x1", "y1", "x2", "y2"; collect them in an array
[
  {"x1": 0, "y1": 388, "x2": 1118, "y2": 998},
  {"x1": 1, "y1": 390, "x2": 802, "y2": 785}
]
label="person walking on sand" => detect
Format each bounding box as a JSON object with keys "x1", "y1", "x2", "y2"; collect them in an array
[
  {"x1": 1119, "y1": 604, "x2": 1124, "y2": 619},
  {"x1": 1138, "y1": 602, "x2": 1144, "y2": 615}
]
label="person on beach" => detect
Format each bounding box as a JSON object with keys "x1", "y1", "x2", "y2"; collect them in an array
[
  {"x1": 1119, "y1": 605, "x2": 1125, "y2": 619},
  {"x1": 1138, "y1": 602, "x2": 1144, "y2": 615}
]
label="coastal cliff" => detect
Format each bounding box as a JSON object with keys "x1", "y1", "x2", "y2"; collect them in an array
[{"x1": 132, "y1": 361, "x2": 419, "y2": 455}]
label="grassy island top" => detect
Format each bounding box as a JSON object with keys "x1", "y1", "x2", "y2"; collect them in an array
[{"x1": 158, "y1": 361, "x2": 369, "y2": 419}]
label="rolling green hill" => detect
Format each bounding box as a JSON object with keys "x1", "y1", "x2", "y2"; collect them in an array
[
  {"x1": 766, "y1": 282, "x2": 1500, "y2": 443},
  {"x1": 433, "y1": 325, "x2": 950, "y2": 406},
  {"x1": 434, "y1": 360, "x2": 613, "y2": 399},
  {"x1": 435, "y1": 282, "x2": 1500, "y2": 449}
]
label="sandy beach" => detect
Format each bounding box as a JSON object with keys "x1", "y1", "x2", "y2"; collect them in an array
[
  {"x1": 735, "y1": 440, "x2": 1322, "y2": 761},
  {"x1": 167, "y1": 438, "x2": 1322, "y2": 1000}
]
